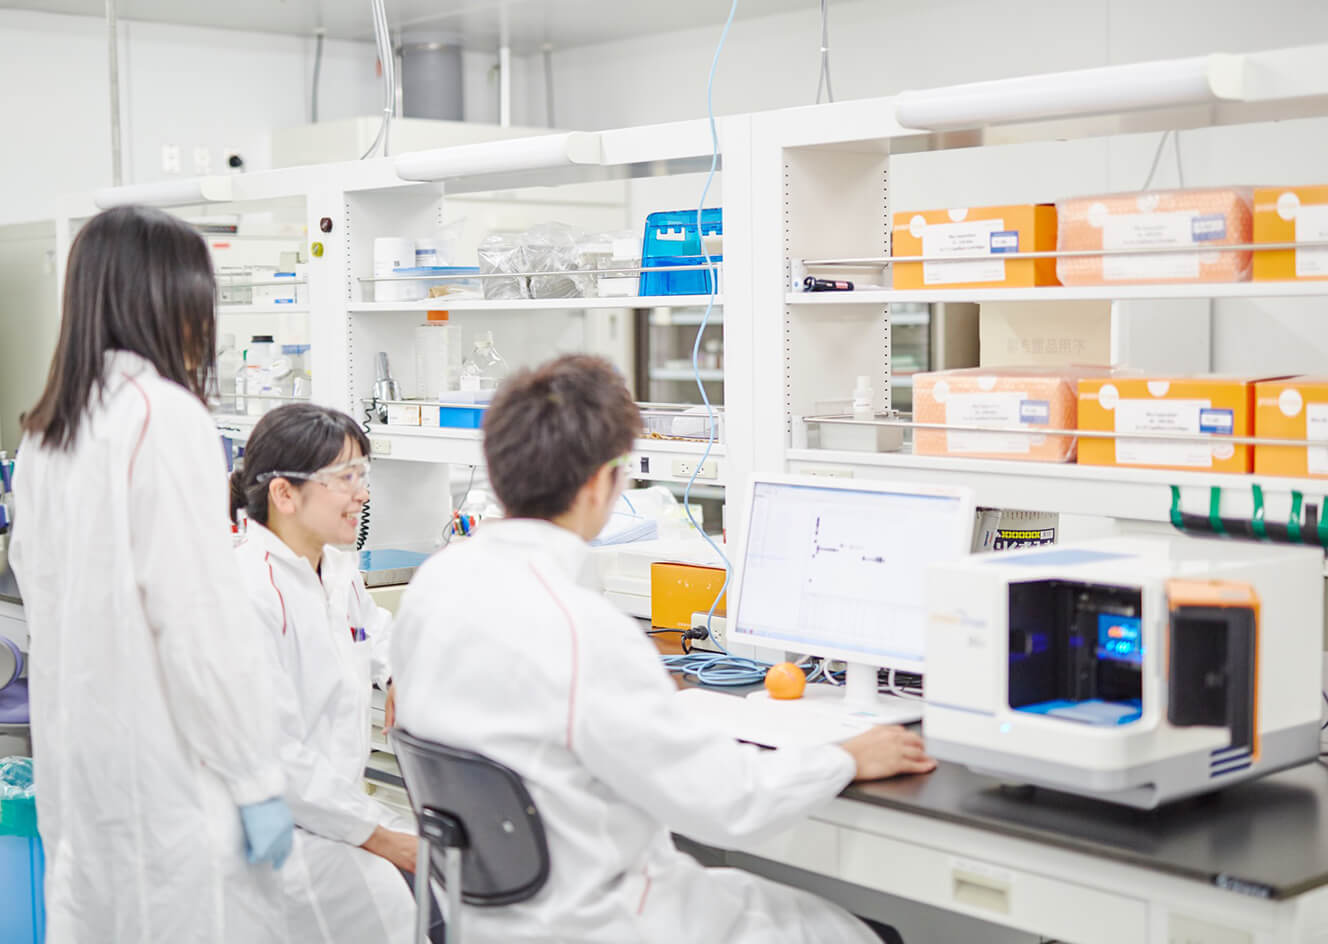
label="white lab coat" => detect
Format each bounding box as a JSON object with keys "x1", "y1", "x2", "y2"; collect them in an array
[
  {"x1": 235, "y1": 522, "x2": 415, "y2": 944},
  {"x1": 9, "y1": 351, "x2": 289, "y2": 944},
  {"x1": 391, "y1": 519, "x2": 880, "y2": 944}
]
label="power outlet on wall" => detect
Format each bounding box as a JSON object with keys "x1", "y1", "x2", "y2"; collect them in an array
[
  {"x1": 672, "y1": 458, "x2": 718, "y2": 480},
  {"x1": 192, "y1": 146, "x2": 212, "y2": 175},
  {"x1": 160, "y1": 144, "x2": 181, "y2": 174}
]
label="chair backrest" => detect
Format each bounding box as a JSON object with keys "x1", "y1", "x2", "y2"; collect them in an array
[{"x1": 391, "y1": 728, "x2": 551, "y2": 906}]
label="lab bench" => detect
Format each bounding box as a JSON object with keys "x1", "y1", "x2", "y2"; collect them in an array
[
  {"x1": 363, "y1": 669, "x2": 1328, "y2": 942},
  {"x1": 682, "y1": 681, "x2": 1328, "y2": 944}
]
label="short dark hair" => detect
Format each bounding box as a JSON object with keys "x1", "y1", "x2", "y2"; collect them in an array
[
  {"x1": 24, "y1": 205, "x2": 217, "y2": 450},
  {"x1": 230, "y1": 403, "x2": 371, "y2": 525},
  {"x1": 482, "y1": 354, "x2": 641, "y2": 519}
]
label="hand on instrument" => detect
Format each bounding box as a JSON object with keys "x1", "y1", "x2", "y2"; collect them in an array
[
  {"x1": 239, "y1": 797, "x2": 295, "y2": 869},
  {"x1": 840, "y1": 725, "x2": 937, "y2": 782},
  {"x1": 362, "y1": 825, "x2": 420, "y2": 873}
]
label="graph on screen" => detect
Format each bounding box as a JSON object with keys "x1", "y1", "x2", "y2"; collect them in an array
[{"x1": 737, "y1": 482, "x2": 966, "y2": 662}]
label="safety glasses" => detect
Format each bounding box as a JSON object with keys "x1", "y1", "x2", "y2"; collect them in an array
[{"x1": 258, "y1": 456, "x2": 371, "y2": 494}]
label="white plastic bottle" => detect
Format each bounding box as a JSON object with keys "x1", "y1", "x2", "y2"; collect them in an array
[
  {"x1": 246, "y1": 335, "x2": 278, "y2": 414},
  {"x1": 216, "y1": 334, "x2": 242, "y2": 412},
  {"x1": 852, "y1": 375, "x2": 873, "y2": 420},
  {"x1": 414, "y1": 313, "x2": 453, "y2": 399},
  {"x1": 234, "y1": 352, "x2": 254, "y2": 417}
]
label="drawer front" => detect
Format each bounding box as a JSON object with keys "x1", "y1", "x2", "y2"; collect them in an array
[
  {"x1": 838, "y1": 829, "x2": 1147, "y2": 944},
  {"x1": 735, "y1": 817, "x2": 839, "y2": 876}
]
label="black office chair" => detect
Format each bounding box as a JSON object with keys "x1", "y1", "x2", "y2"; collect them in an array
[{"x1": 390, "y1": 728, "x2": 551, "y2": 944}]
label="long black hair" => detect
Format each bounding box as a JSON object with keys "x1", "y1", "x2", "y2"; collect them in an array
[
  {"x1": 24, "y1": 205, "x2": 218, "y2": 450},
  {"x1": 230, "y1": 403, "x2": 371, "y2": 526}
]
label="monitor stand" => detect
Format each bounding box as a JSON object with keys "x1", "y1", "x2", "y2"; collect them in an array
[{"x1": 745, "y1": 662, "x2": 923, "y2": 727}]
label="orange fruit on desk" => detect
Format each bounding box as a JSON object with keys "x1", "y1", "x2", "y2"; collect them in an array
[{"x1": 764, "y1": 662, "x2": 806, "y2": 700}]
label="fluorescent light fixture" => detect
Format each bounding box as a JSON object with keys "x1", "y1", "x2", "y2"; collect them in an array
[
  {"x1": 93, "y1": 176, "x2": 233, "y2": 210},
  {"x1": 895, "y1": 53, "x2": 1246, "y2": 130},
  {"x1": 394, "y1": 131, "x2": 602, "y2": 182}
]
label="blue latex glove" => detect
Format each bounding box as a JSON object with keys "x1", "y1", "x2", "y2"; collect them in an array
[{"x1": 239, "y1": 797, "x2": 294, "y2": 869}]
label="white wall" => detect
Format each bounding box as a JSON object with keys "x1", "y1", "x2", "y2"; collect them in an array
[
  {"x1": 544, "y1": 0, "x2": 1328, "y2": 130},
  {"x1": 0, "y1": 10, "x2": 532, "y2": 226},
  {"x1": 0, "y1": 10, "x2": 381, "y2": 223},
  {"x1": 0, "y1": 223, "x2": 58, "y2": 454}
]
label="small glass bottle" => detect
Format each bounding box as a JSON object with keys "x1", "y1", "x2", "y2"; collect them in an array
[{"x1": 458, "y1": 332, "x2": 510, "y2": 392}]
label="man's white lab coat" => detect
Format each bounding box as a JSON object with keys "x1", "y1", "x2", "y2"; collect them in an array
[{"x1": 392, "y1": 518, "x2": 880, "y2": 944}]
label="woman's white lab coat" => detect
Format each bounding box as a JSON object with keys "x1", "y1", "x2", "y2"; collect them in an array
[
  {"x1": 235, "y1": 522, "x2": 415, "y2": 944},
  {"x1": 391, "y1": 519, "x2": 881, "y2": 944},
  {"x1": 9, "y1": 351, "x2": 289, "y2": 943}
]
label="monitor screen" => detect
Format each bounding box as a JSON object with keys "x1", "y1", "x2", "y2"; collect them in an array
[{"x1": 732, "y1": 479, "x2": 972, "y2": 668}]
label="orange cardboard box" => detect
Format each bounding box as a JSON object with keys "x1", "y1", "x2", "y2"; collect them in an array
[
  {"x1": 1057, "y1": 188, "x2": 1253, "y2": 286},
  {"x1": 650, "y1": 562, "x2": 726, "y2": 630},
  {"x1": 1078, "y1": 376, "x2": 1281, "y2": 474},
  {"x1": 892, "y1": 204, "x2": 1058, "y2": 290},
  {"x1": 913, "y1": 367, "x2": 1108, "y2": 463},
  {"x1": 1254, "y1": 377, "x2": 1328, "y2": 478},
  {"x1": 1253, "y1": 186, "x2": 1328, "y2": 281}
]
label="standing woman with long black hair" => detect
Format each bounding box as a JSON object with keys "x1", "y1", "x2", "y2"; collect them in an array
[{"x1": 10, "y1": 205, "x2": 295, "y2": 943}]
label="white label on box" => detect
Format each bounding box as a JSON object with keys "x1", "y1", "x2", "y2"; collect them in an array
[
  {"x1": 1307, "y1": 402, "x2": 1328, "y2": 475},
  {"x1": 1114, "y1": 398, "x2": 1214, "y2": 467},
  {"x1": 386, "y1": 404, "x2": 421, "y2": 426},
  {"x1": 946, "y1": 391, "x2": 1030, "y2": 455},
  {"x1": 1102, "y1": 211, "x2": 1201, "y2": 281},
  {"x1": 1294, "y1": 204, "x2": 1328, "y2": 277},
  {"x1": 921, "y1": 218, "x2": 1006, "y2": 285}
]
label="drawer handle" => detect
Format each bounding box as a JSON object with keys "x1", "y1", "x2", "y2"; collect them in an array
[{"x1": 952, "y1": 868, "x2": 1010, "y2": 914}]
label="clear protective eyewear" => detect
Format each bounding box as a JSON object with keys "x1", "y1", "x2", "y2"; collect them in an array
[
  {"x1": 257, "y1": 456, "x2": 371, "y2": 494},
  {"x1": 607, "y1": 453, "x2": 632, "y2": 487}
]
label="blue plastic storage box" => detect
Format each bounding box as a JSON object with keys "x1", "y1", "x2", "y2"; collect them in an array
[
  {"x1": 639, "y1": 208, "x2": 722, "y2": 296},
  {"x1": 0, "y1": 794, "x2": 44, "y2": 944},
  {"x1": 437, "y1": 406, "x2": 485, "y2": 429}
]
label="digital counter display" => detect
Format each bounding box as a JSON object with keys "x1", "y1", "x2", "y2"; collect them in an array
[{"x1": 1097, "y1": 613, "x2": 1143, "y2": 664}]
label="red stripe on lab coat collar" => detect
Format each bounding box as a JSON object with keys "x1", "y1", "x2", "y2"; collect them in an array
[
  {"x1": 637, "y1": 871, "x2": 652, "y2": 916},
  {"x1": 122, "y1": 373, "x2": 151, "y2": 483},
  {"x1": 265, "y1": 552, "x2": 288, "y2": 635},
  {"x1": 529, "y1": 565, "x2": 579, "y2": 750}
]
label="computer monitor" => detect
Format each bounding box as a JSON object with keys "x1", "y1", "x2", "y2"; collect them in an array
[{"x1": 731, "y1": 474, "x2": 975, "y2": 722}]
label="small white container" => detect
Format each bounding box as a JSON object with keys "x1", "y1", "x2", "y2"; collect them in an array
[
  {"x1": 816, "y1": 377, "x2": 904, "y2": 452},
  {"x1": 373, "y1": 237, "x2": 423, "y2": 302}
]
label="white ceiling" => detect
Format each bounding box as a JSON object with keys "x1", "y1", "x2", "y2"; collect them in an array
[{"x1": 1, "y1": 0, "x2": 813, "y2": 51}]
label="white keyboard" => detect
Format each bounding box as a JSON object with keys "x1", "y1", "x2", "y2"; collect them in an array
[{"x1": 675, "y1": 687, "x2": 922, "y2": 750}]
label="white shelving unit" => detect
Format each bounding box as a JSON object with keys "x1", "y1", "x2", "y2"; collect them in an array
[
  {"x1": 349, "y1": 295, "x2": 722, "y2": 313},
  {"x1": 785, "y1": 283, "x2": 1328, "y2": 305},
  {"x1": 57, "y1": 40, "x2": 1328, "y2": 568},
  {"x1": 746, "y1": 42, "x2": 1328, "y2": 537},
  {"x1": 217, "y1": 304, "x2": 311, "y2": 315},
  {"x1": 649, "y1": 367, "x2": 723, "y2": 382},
  {"x1": 786, "y1": 448, "x2": 1328, "y2": 524}
]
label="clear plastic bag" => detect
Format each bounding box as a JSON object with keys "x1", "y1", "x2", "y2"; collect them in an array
[
  {"x1": 0, "y1": 756, "x2": 34, "y2": 798},
  {"x1": 477, "y1": 233, "x2": 530, "y2": 300},
  {"x1": 523, "y1": 222, "x2": 594, "y2": 298}
]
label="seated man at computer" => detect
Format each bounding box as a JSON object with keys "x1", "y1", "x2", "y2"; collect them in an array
[{"x1": 391, "y1": 354, "x2": 934, "y2": 944}]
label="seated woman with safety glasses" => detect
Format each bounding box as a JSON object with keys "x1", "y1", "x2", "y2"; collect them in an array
[{"x1": 229, "y1": 403, "x2": 431, "y2": 944}]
